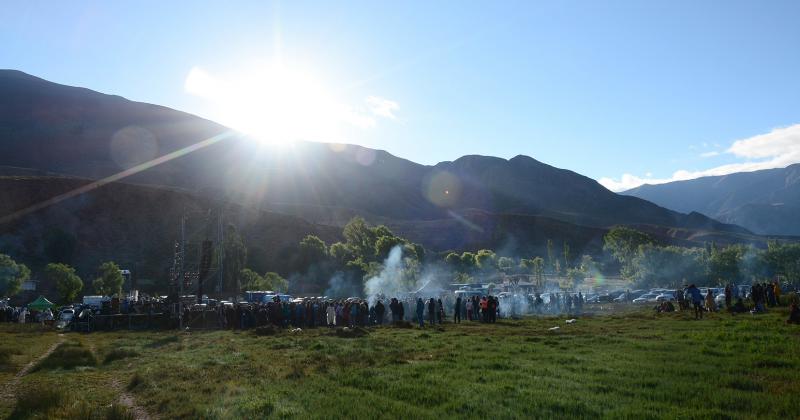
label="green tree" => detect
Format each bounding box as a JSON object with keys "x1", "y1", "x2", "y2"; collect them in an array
[
  {"x1": 497, "y1": 256, "x2": 514, "y2": 274},
  {"x1": 343, "y1": 217, "x2": 377, "y2": 262},
  {"x1": 460, "y1": 252, "x2": 477, "y2": 271},
  {"x1": 375, "y1": 235, "x2": 405, "y2": 260},
  {"x1": 0, "y1": 254, "x2": 30, "y2": 297},
  {"x1": 264, "y1": 272, "x2": 288, "y2": 293},
  {"x1": 240, "y1": 268, "x2": 265, "y2": 291},
  {"x1": 603, "y1": 226, "x2": 654, "y2": 279},
  {"x1": 93, "y1": 261, "x2": 124, "y2": 296},
  {"x1": 632, "y1": 245, "x2": 706, "y2": 288},
  {"x1": 566, "y1": 267, "x2": 585, "y2": 289},
  {"x1": 45, "y1": 263, "x2": 83, "y2": 303},
  {"x1": 445, "y1": 252, "x2": 462, "y2": 270},
  {"x1": 761, "y1": 242, "x2": 800, "y2": 284},
  {"x1": 708, "y1": 245, "x2": 744, "y2": 285},
  {"x1": 299, "y1": 235, "x2": 328, "y2": 265},
  {"x1": 329, "y1": 242, "x2": 354, "y2": 266},
  {"x1": 475, "y1": 249, "x2": 497, "y2": 272}
]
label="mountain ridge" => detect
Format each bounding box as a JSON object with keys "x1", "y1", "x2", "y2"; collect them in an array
[
  {"x1": 0, "y1": 69, "x2": 780, "y2": 271},
  {"x1": 624, "y1": 164, "x2": 800, "y2": 235}
]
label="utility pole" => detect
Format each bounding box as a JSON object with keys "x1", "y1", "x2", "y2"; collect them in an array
[
  {"x1": 179, "y1": 214, "x2": 185, "y2": 330},
  {"x1": 218, "y1": 209, "x2": 224, "y2": 298}
]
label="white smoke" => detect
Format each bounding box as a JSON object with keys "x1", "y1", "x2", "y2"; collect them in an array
[{"x1": 364, "y1": 246, "x2": 406, "y2": 305}]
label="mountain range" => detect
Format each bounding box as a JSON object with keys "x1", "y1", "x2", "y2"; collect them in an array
[
  {"x1": 0, "y1": 69, "x2": 788, "y2": 283},
  {"x1": 624, "y1": 164, "x2": 800, "y2": 236}
]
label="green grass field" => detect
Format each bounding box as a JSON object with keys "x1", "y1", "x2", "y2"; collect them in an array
[{"x1": 1, "y1": 306, "x2": 799, "y2": 419}]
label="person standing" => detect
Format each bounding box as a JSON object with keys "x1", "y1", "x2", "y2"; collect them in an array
[
  {"x1": 375, "y1": 300, "x2": 385, "y2": 325},
  {"x1": 416, "y1": 298, "x2": 425, "y2": 328},
  {"x1": 326, "y1": 302, "x2": 336, "y2": 327},
  {"x1": 454, "y1": 296, "x2": 462, "y2": 323},
  {"x1": 685, "y1": 284, "x2": 704, "y2": 319},
  {"x1": 428, "y1": 298, "x2": 436, "y2": 326},
  {"x1": 724, "y1": 284, "x2": 732, "y2": 309},
  {"x1": 437, "y1": 299, "x2": 444, "y2": 325},
  {"x1": 705, "y1": 289, "x2": 715, "y2": 312}
]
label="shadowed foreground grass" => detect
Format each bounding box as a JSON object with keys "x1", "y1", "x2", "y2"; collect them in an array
[{"x1": 2, "y1": 307, "x2": 799, "y2": 419}]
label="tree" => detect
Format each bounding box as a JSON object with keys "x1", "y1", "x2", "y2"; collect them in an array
[
  {"x1": 579, "y1": 255, "x2": 597, "y2": 276},
  {"x1": 531, "y1": 257, "x2": 545, "y2": 287},
  {"x1": 460, "y1": 252, "x2": 477, "y2": 271},
  {"x1": 603, "y1": 226, "x2": 654, "y2": 279},
  {"x1": 497, "y1": 256, "x2": 514, "y2": 274},
  {"x1": 375, "y1": 235, "x2": 405, "y2": 260},
  {"x1": 445, "y1": 252, "x2": 462, "y2": 270},
  {"x1": 240, "y1": 268, "x2": 265, "y2": 291},
  {"x1": 475, "y1": 249, "x2": 497, "y2": 271},
  {"x1": 0, "y1": 254, "x2": 30, "y2": 297},
  {"x1": 708, "y1": 245, "x2": 744, "y2": 285},
  {"x1": 45, "y1": 263, "x2": 83, "y2": 303},
  {"x1": 631, "y1": 245, "x2": 706, "y2": 288},
  {"x1": 343, "y1": 217, "x2": 377, "y2": 262},
  {"x1": 93, "y1": 261, "x2": 124, "y2": 296},
  {"x1": 761, "y1": 242, "x2": 800, "y2": 284},
  {"x1": 299, "y1": 235, "x2": 328, "y2": 266},
  {"x1": 264, "y1": 272, "x2": 288, "y2": 293},
  {"x1": 329, "y1": 242, "x2": 354, "y2": 266},
  {"x1": 566, "y1": 267, "x2": 585, "y2": 289}
]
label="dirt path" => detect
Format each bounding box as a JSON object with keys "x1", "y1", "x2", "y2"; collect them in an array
[
  {"x1": 111, "y1": 378, "x2": 153, "y2": 420},
  {"x1": 0, "y1": 334, "x2": 65, "y2": 402},
  {"x1": 85, "y1": 341, "x2": 152, "y2": 420}
]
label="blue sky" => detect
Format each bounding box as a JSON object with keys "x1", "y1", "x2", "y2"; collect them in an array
[{"x1": 3, "y1": 1, "x2": 800, "y2": 190}]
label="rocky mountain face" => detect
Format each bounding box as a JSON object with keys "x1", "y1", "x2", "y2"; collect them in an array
[{"x1": 624, "y1": 164, "x2": 800, "y2": 235}]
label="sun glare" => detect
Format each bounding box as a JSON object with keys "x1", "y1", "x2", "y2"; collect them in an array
[{"x1": 185, "y1": 63, "x2": 341, "y2": 144}]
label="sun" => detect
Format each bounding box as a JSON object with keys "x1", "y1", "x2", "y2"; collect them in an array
[{"x1": 185, "y1": 63, "x2": 340, "y2": 144}]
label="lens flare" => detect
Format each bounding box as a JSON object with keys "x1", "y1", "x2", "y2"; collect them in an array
[{"x1": 423, "y1": 170, "x2": 461, "y2": 207}]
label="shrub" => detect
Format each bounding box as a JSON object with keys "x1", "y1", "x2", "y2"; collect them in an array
[
  {"x1": 11, "y1": 386, "x2": 67, "y2": 418},
  {"x1": 34, "y1": 341, "x2": 96, "y2": 371},
  {"x1": 103, "y1": 348, "x2": 140, "y2": 364}
]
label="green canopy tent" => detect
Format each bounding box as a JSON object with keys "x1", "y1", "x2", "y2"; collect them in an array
[{"x1": 27, "y1": 295, "x2": 55, "y2": 311}]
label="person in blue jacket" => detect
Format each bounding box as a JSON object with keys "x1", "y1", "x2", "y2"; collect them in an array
[{"x1": 685, "y1": 284, "x2": 704, "y2": 320}]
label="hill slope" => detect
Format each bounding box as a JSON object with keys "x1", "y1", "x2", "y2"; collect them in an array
[
  {"x1": 0, "y1": 69, "x2": 751, "y2": 239},
  {"x1": 624, "y1": 164, "x2": 800, "y2": 235},
  {"x1": 0, "y1": 176, "x2": 341, "y2": 285}
]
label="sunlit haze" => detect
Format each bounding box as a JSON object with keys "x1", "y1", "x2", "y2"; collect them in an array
[{"x1": 3, "y1": 1, "x2": 800, "y2": 189}]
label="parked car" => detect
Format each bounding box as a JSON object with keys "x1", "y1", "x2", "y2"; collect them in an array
[
  {"x1": 655, "y1": 293, "x2": 675, "y2": 302},
  {"x1": 59, "y1": 308, "x2": 75, "y2": 322},
  {"x1": 633, "y1": 293, "x2": 659, "y2": 304}
]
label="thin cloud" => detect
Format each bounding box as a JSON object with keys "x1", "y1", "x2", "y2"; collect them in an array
[
  {"x1": 366, "y1": 96, "x2": 399, "y2": 119},
  {"x1": 599, "y1": 123, "x2": 800, "y2": 192},
  {"x1": 699, "y1": 151, "x2": 720, "y2": 158}
]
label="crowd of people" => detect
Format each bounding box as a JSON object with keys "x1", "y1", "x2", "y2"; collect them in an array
[
  {"x1": 664, "y1": 281, "x2": 796, "y2": 321},
  {"x1": 3, "y1": 281, "x2": 798, "y2": 330},
  {"x1": 208, "y1": 295, "x2": 506, "y2": 330},
  {"x1": 0, "y1": 305, "x2": 53, "y2": 324}
]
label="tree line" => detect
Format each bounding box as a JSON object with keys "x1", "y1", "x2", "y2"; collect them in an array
[
  {"x1": 602, "y1": 226, "x2": 800, "y2": 288},
  {"x1": 0, "y1": 257, "x2": 125, "y2": 303}
]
